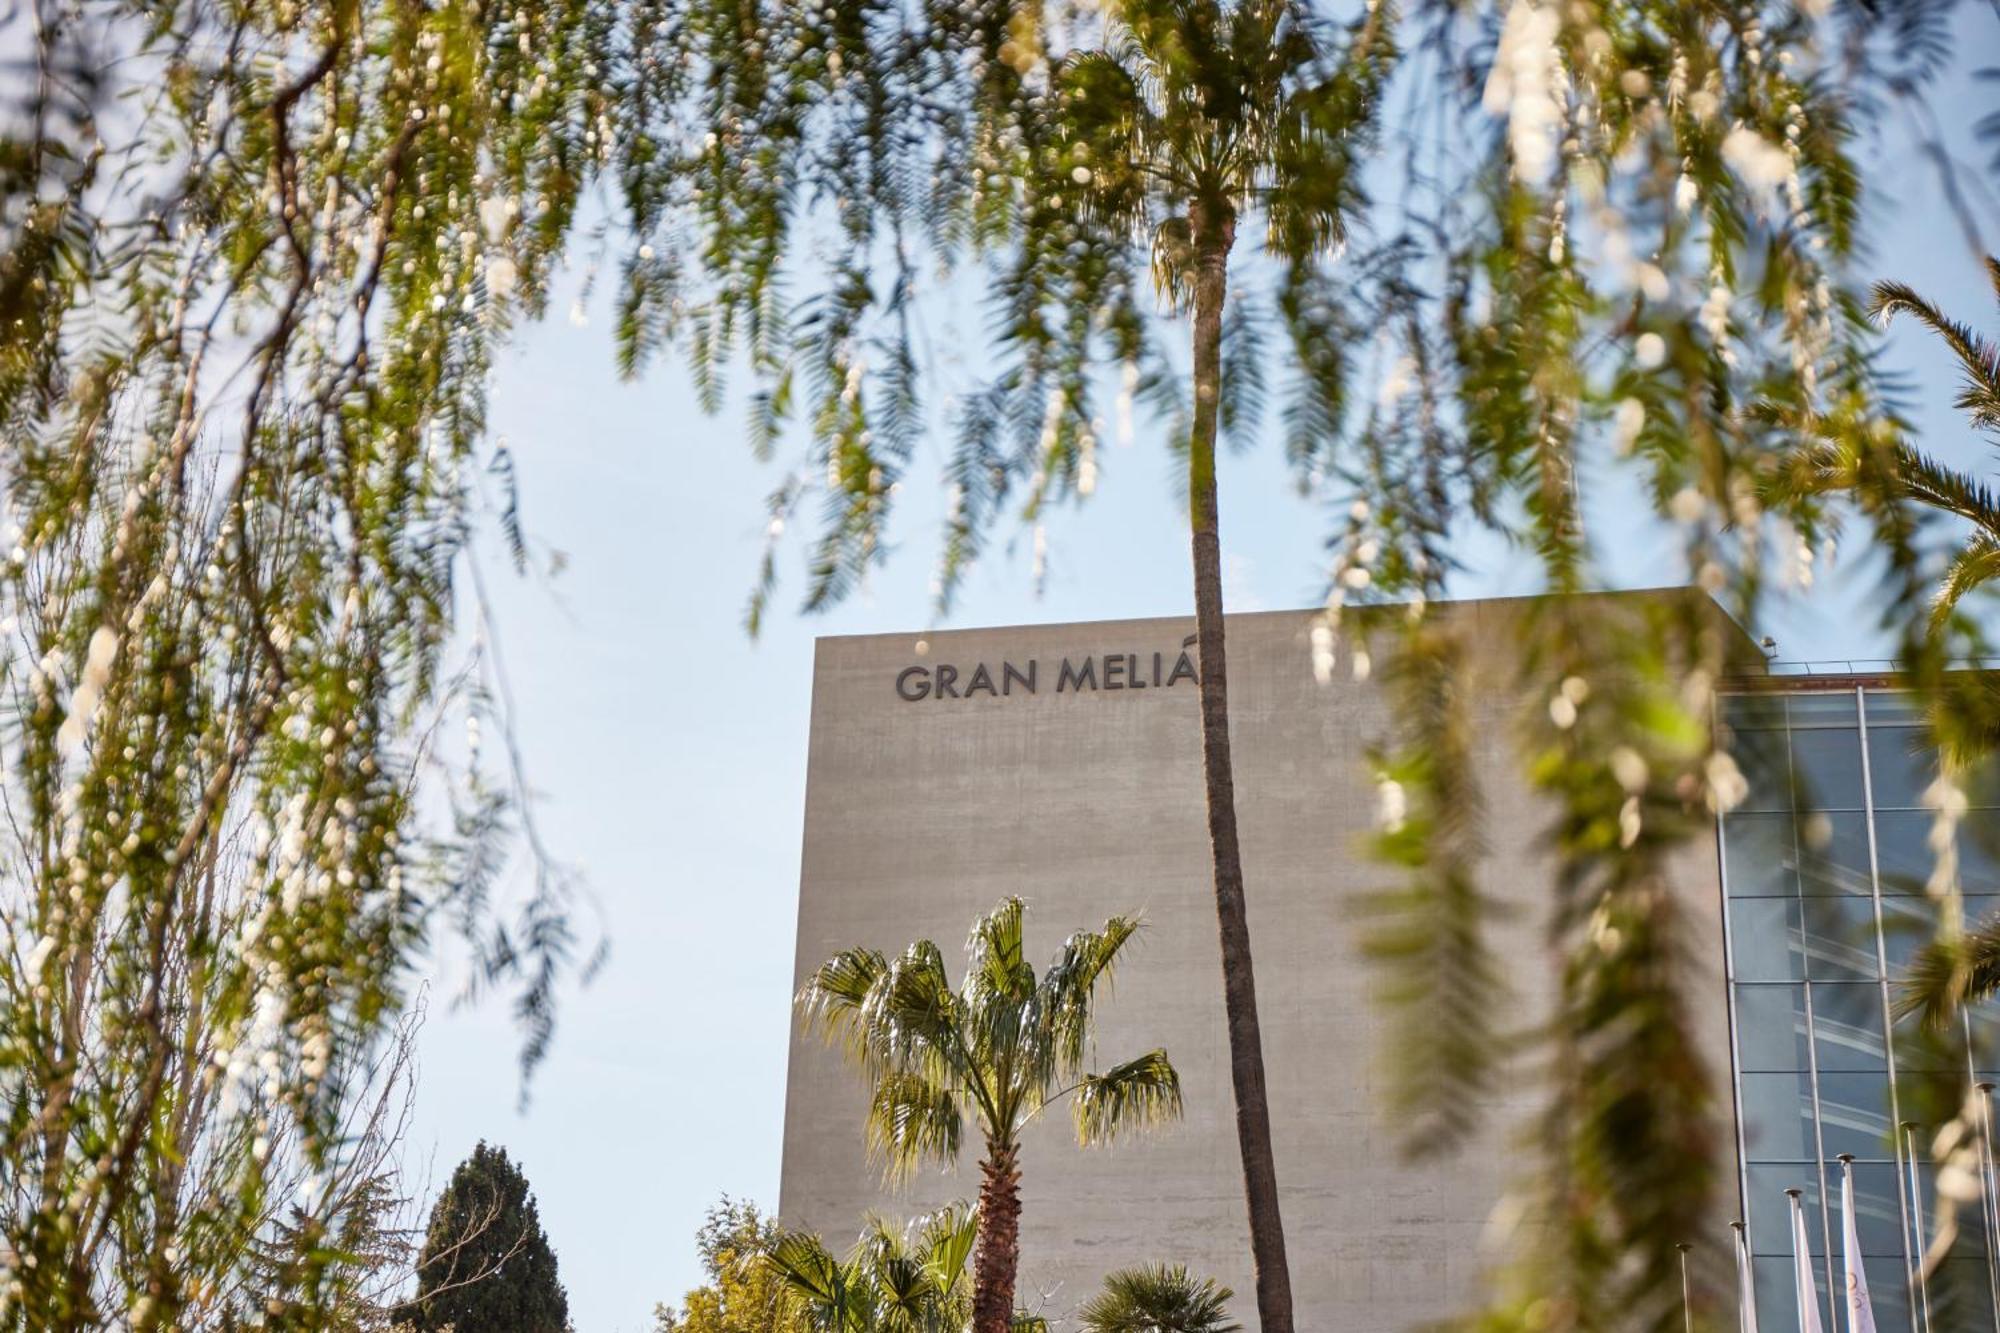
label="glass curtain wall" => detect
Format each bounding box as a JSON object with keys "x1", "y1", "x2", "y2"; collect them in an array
[{"x1": 1722, "y1": 687, "x2": 2000, "y2": 1332}]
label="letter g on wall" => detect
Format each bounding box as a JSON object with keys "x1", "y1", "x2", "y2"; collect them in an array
[{"x1": 896, "y1": 666, "x2": 932, "y2": 701}]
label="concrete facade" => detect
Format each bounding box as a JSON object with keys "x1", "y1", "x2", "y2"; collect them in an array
[{"x1": 778, "y1": 593, "x2": 1754, "y2": 1328}]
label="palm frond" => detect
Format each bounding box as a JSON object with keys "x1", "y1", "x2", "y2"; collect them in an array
[
  {"x1": 1893, "y1": 442, "x2": 2000, "y2": 535},
  {"x1": 1932, "y1": 535, "x2": 2000, "y2": 634},
  {"x1": 913, "y1": 1202, "x2": 977, "y2": 1300},
  {"x1": 864, "y1": 941, "x2": 967, "y2": 1075},
  {"x1": 1150, "y1": 216, "x2": 1197, "y2": 312},
  {"x1": 965, "y1": 896, "x2": 1035, "y2": 1005},
  {"x1": 1039, "y1": 915, "x2": 1143, "y2": 1070},
  {"x1": 765, "y1": 1229, "x2": 848, "y2": 1313},
  {"x1": 805, "y1": 900, "x2": 1176, "y2": 1188},
  {"x1": 1896, "y1": 899, "x2": 2000, "y2": 1033},
  {"x1": 1219, "y1": 291, "x2": 1268, "y2": 452},
  {"x1": 865, "y1": 1071, "x2": 964, "y2": 1181},
  {"x1": 1872, "y1": 279, "x2": 2000, "y2": 432},
  {"x1": 868, "y1": 1249, "x2": 937, "y2": 1333},
  {"x1": 1078, "y1": 1263, "x2": 1240, "y2": 1333},
  {"x1": 1072, "y1": 1048, "x2": 1183, "y2": 1145},
  {"x1": 798, "y1": 947, "x2": 888, "y2": 1055}
]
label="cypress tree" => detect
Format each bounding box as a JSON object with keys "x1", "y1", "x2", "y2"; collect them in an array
[{"x1": 409, "y1": 1143, "x2": 571, "y2": 1333}]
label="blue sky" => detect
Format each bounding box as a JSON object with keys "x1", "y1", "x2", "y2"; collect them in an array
[{"x1": 404, "y1": 25, "x2": 2000, "y2": 1330}]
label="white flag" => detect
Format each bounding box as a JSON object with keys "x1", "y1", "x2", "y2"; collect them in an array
[
  {"x1": 1790, "y1": 1190, "x2": 1826, "y2": 1333},
  {"x1": 1840, "y1": 1160, "x2": 1878, "y2": 1333},
  {"x1": 1734, "y1": 1223, "x2": 1761, "y2": 1333}
]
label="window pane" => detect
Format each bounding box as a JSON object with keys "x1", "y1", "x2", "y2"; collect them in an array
[
  {"x1": 1793, "y1": 725, "x2": 1867, "y2": 813},
  {"x1": 1914, "y1": 1160, "x2": 1994, "y2": 1254},
  {"x1": 1890, "y1": 1007, "x2": 1969, "y2": 1077},
  {"x1": 1932, "y1": 1257, "x2": 1999, "y2": 1325},
  {"x1": 1863, "y1": 691, "x2": 1924, "y2": 727},
  {"x1": 1868, "y1": 726, "x2": 1937, "y2": 812},
  {"x1": 1839, "y1": 1161, "x2": 1911, "y2": 1258},
  {"x1": 1819, "y1": 1072, "x2": 1896, "y2": 1160},
  {"x1": 1876, "y1": 813, "x2": 2000, "y2": 895},
  {"x1": 1970, "y1": 758, "x2": 2000, "y2": 812},
  {"x1": 1970, "y1": 824, "x2": 2000, "y2": 893},
  {"x1": 1755, "y1": 1256, "x2": 1832, "y2": 1333},
  {"x1": 1799, "y1": 813, "x2": 1874, "y2": 896},
  {"x1": 1804, "y1": 897, "x2": 1881, "y2": 980},
  {"x1": 1881, "y1": 895, "x2": 1940, "y2": 972},
  {"x1": 1738, "y1": 984, "x2": 1812, "y2": 1071},
  {"x1": 1729, "y1": 813, "x2": 1800, "y2": 898},
  {"x1": 1732, "y1": 897, "x2": 1807, "y2": 981},
  {"x1": 1749, "y1": 1165, "x2": 1828, "y2": 1254},
  {"x1": 1815, "y1": 983, "x2": 1889, "y2": 1071},
  {"x1": 1725, "y1": 693, "x2": 1791, "y2": 729},
  {"x1": 1877, "y1": 813, "x2": 1940, "y2": 896},
  {"x1": 1731, "y1": 725, "x2": 1794, "y2": 813},
  {"x1": 1970, "y1": 1005, "x2": 2000, "y2": 1080},
  {"x1": 1791, "y1": 693, "x2": 1861, "y2": 729},
  {"x1": 1742, "y1": 1072, "x2": 1818, "y2": 1161}
]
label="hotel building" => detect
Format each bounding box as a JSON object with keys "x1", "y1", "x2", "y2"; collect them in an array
[{"x1": 777, "y1": 591, "x2": 1999, "y2": 1330}]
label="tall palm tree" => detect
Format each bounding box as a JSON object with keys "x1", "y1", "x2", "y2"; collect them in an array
[
  {"x1": 762, "y1": 1204, "x2": 978, "y2": 1333},
  {"x1": 1868, "y1": 258, "x2": 2000, "y2": 631},
  {"x1": 1845, "y1": 260, "x2": 2000, "y2": 1047},
  {"x1": 1078, "y1": 1264, "x2": 1241, "y2": 1333},
  {"x1": 1779, "y1": 257, "x2": 2000, "y2": 634},
  {"x1": 1045, "y1": 5, "x2": 1390, "y2": 1328},
  {"x1": 798, "y1": 897, "x2": 1182, "y2": 1333}
]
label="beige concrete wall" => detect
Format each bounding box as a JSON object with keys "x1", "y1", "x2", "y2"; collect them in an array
[{"x1": 778, "y1": 592, "x2": 1752, "y2": 1329}]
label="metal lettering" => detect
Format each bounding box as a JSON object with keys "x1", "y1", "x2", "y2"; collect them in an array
[{"x1": 1057, "y1": 657, "x2": 1097, "y2": 692}]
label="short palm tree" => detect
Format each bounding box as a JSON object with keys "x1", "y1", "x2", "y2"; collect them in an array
[
  {"x1": 762, "y1": 1204, "x2": 977, "y2": 1333},
  {"x1": 799, "y1": 897, "x2": 1182, "y2": 1333},
  {"x1": 1045, "y1": 8, "x2": 1390, "y2": 1329},
  {"x1": 1078, "y1": 1264, "x2": 1241, "y2": 1333}
]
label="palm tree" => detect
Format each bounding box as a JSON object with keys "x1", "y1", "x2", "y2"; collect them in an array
[
  {"x1": 1078, "y1": 1265, "x2": 1241, "y2": 1333},
  {"x1": 1865, "y1": 259, "x2": 2000, "y2": 1036},
  {"x1": 1043, "y1": 5, "x2": 1389, "y2": 1329},
  {"x1": 762, "y1": 1204, "x2": 977, "y2": 1333},
  {"x1": 1779, "y1": 257, "x2": 2000, "y2": 635},
  {"x1": 798, "y1": 897, "x2": 1182, "y2": 1333},
  {"x1": 1867, "y1": 258, "x2": 2000, "y2": 631}
]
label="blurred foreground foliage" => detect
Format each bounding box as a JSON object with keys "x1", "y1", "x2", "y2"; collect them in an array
[{"x1": 6, "y1": 0, "x2": 2000, "y2": 1328}]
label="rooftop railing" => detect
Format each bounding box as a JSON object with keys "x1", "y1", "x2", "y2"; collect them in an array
[{"x1": 1760, "y1": 657, "x2": 2000, "y2": 676}]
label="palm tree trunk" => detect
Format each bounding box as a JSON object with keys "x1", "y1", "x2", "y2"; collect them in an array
[
  {"x1": 972, "y1": 1140, "x2": 1021, "y2": 1333},
  {"x1": 1187, "y1": 199, "x2": 1295, "y2": 1333}
]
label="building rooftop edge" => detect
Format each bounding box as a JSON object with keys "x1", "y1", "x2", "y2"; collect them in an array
[{"x1": 811, "y1": 586, "x2": 1755, "y2": 651}]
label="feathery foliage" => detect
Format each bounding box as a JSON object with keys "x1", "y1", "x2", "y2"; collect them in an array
[
  {"x1": 0, "y1": 1, "x2": 618, "y2": 1323},
  {"x1": 613, "y1": 0, "x2": 1991, "y2": 1324}
]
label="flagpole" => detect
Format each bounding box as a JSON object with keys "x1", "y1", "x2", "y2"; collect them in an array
[
  {"x1": 1733, "y1": 1220, "x2": 1761, "y2": 1333},
  {"x1": 1901, "y1": 1122, "x2": 1932, "y2": 1333},
  {"x1": 1680, "y1": 1242, "x2": 1695, "y2": 1333},
  {"x1": 1978, "y1": 1081, "x2": 2000, "y2": 1332},
  {"x1": 1790, "y1": 1187, "x2": 1826, "y2": 1333}
]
